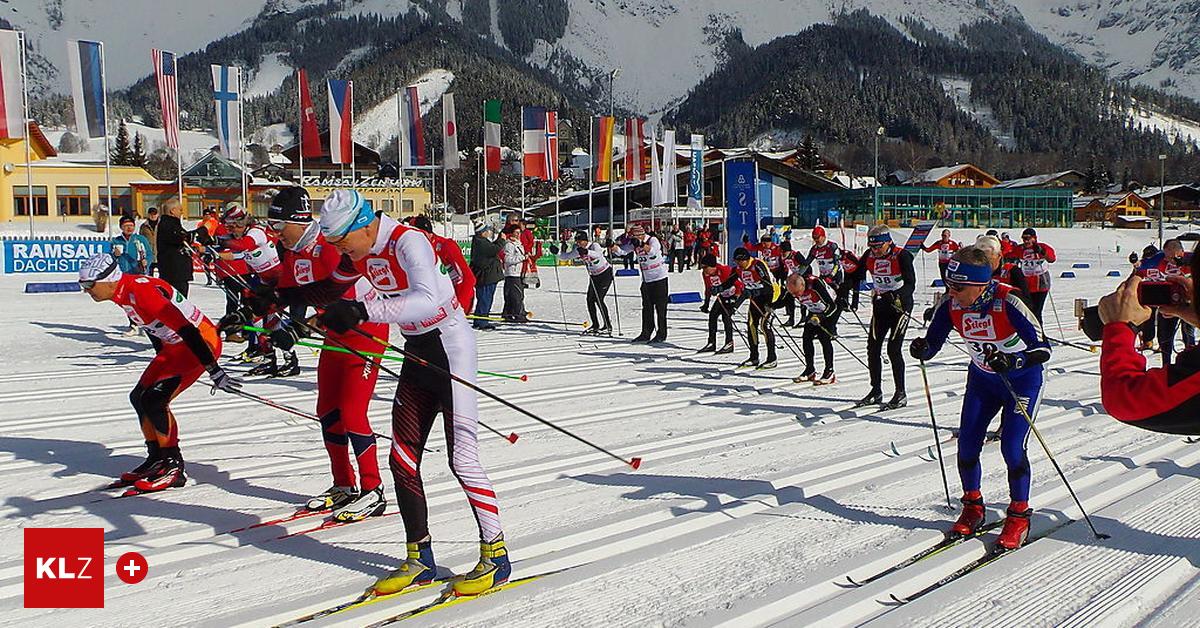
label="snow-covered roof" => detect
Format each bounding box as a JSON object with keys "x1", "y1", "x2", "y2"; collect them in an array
[
  {"x1": 1116, "y1": 215, "x2": 1152, "y2": 222},
  {"x1": 996, "y1": 170, "x2": 1083, "y2": 189},
  {"x1": 1139, "y1": 184, "x2": 1200, "y2": 198}
]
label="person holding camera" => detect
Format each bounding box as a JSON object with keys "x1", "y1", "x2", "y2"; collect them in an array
[
  {"x1": 910, "y1": 246, "x2": 1051, "y2": 550},
  {"x1": 613, "y1": 224, "x2": 669, "y2": 343},
  {"x1": 1096, "y1": 270, "x2": 1200, "y2": 435},
  {"x1": 1134, "y1": 239, "x2": 1196, "y2": 366}
]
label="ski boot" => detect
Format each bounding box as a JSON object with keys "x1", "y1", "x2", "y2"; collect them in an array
[
  {"x1": 757, "y1": 357, "x2": 778, "y2": 370},
  {"x1": 881, "y1": 391, "x2": 908, "y2": 410},
  {"x1": 715, "y1": 341, "x2": 735, "y2": 355},
  {"x1": 650, "y1": 334, "x2": 668, "y2": 344},
  {"x1": 582, "y1": 328, "x2": 600, "y2": 337},
  {"x1": 738, "y1": 357, "x2": 759, "y2": 369},
  {"x1": 452, "y1": 535, "x2": 511, "y2": 596},
  {"x1": 306, "y1": 485, "x2": 359, "y2": 512},
  {"x1": 854, "y1": 389, "x2": 883, "y2": 408},
  {"x1": 276, "y1": 351, "x2": 300, "y2": 377},
  {"x1": 698, "y1": 342, "x2": 717, "y2": 353},
  {"x1": 373, "y1": 539, "x2": 436, "y2": 595},
  {"x1": 332, "y1": 486, "x2": 387, "y2": 522},
  {"x1": 132, "y1": 454, "x2": 186, "y2": 493},
  {"x1": 996, "y1": 504, "x2": 1032, "y2": 550},
  {"x1": 119, "y1": 441, "x2": 162, "y2": 484},
  {"x1": 793, "y1": 366, "x2": 816, "y2": 384},
  {"x1": 814, "y1": 369, "x2": 836, "y2": 385},
  {"x1": 595, "y1": 326, "x2": 613, "y2": 337},
  {"x1": 122, "y1": 325, "x2": 141, "y2": 338},
  {"x1": 950, "y1": 493, "x2": 986, "y2": 538},
  {"x1": 631, "y1": 334, "x2": 651, "y2": 343},
  {"x1": 247, "y1": 354, "x2": 279, "y2": 377}
]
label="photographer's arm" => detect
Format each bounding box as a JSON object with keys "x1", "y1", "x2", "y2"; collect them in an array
[{"x1": 1100, "y1": 323, "x2": 1200, "y2": 435}]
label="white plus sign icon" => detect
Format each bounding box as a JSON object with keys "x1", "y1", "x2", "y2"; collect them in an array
[{"x1": 115, "y1": 551, "x2": 148, "y2": 584}]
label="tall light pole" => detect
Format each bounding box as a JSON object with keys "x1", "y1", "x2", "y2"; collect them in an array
[
  {"x1": 1158, "y1": 153, "x2": 1167, "y2": 245},
  {"x1": 874, "y1": 126, "x2": 885, "y2": 222},
  {"x1": 607, "y1": 68, "x2": 620, "y2": 238},
  {"x1": 463, "y1": 182, "x2": 470, "y2": 222}
]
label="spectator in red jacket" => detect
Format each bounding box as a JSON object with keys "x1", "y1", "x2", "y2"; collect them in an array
[{"x1": 1098, "y1": 269, "x2": 1200, "y2": 435}]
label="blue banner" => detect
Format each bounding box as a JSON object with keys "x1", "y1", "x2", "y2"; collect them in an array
[
  {"x1": 3, "y1": 239, "x2": 111, "y2": 274},
  {"x1": 725, "y1": 160, "x2": 757, "y2": 262}
]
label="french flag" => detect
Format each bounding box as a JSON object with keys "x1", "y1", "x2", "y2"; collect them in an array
[
  {"x1": 399, "y1": 85, "x2": 426, "y2": 167},
  {"x1": 327, "y1": 79, "x2": 353, "y2": 165}
]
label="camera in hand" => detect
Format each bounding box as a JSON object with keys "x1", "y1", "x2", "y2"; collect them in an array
[{"x1": 1137, "y1": 281, "x2": 1187, "y2": 307}]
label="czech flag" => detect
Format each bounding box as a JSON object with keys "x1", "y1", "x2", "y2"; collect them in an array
[{"x1": 327, "y1": 79, "x2": 353, "y2": 165}]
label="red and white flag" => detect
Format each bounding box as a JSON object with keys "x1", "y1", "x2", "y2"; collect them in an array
[
  {"x1": 298, "y1": 69, "x2": 322, "y2": 158},
  {"x1": 151, "y1": 49, "x2": 178, "y2": 149},
  {"x1": 0, "y1": 30, "x2": 24, "y2": 140},
  {"x1": 442, "y1": 93, "x2": 459, "y2": 170},
  {"x1": 624, "y1": 118, "x2": 646, "y2": 181}
]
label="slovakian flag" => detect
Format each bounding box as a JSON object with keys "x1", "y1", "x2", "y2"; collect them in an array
[
  {"x1": 67, "y1": 40, "x2": 106, "y2": 140},
  {"x1": 0, "y1": 30, "x2": 25, "y2": 140},
  {"x1": 483, "y1": 99, "x2": 501, "y2": 173},
  {"x1": 210, "y1": 64, "x2": 242, "y2": 159},
  {"x1": 521, "y1": 106, "x2": 547, "y2": 180},
  {"x1": 151, "y1": 49, "x2": 179, "y2": 149},
  {"x1": 398, "y1": 85, "x2": 425, "y2": 167},
  {"x1": 297, "y1": 69, "x2": 322, "y2": 158},
  {"x1": 591, "y1": 115, "x2": 615, "y2": 183},
  {"x1": 327, "y1": 79, "x2": 353, "y2": 165},
  {"x1": 624, "y1": 118, "x2": 646, "y2": 182},
  {"x1": 442, "y1": 93, "x2": 459, "y2": 170}
]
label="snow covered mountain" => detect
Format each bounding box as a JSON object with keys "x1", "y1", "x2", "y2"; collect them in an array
[{"x1": 9, "y1": 0, "x2": 1199, "y2": 113}]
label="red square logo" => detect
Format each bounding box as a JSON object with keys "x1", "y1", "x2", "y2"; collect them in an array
[{"x1": 24, "y1": 528, "x2": 104, "y2": 608}]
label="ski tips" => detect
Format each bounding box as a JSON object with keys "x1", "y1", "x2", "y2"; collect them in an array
[
  {"x1": 506, "y1": 433, "x2": 520, "y2": 443},
  {"x1": 629, "y1": 457, "x2": 642, "y2": 470}
]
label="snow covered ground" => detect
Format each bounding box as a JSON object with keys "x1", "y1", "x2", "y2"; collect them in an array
[{"x1": 1, "y1": 226, "x2": 1198, "y2": 626}]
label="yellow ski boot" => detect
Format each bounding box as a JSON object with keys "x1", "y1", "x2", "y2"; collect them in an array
[
  {"x1": 452, "y1": 535, "x2": 511, "y2": 596},
  {"x1": 373, "y1": 539, "x2": 436, "y2": 595}
]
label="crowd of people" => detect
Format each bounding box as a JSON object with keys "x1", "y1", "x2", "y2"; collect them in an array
[{"x1": 74, "y1": 187, "x2": 1200, "y2": 600}]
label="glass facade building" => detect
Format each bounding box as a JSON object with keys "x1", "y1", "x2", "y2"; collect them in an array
[{"x1": 793, "y1": 186, "x2": 1074, "y2": 228}]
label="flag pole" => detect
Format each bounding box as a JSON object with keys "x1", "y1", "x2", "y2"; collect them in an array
[
  {"x1": 442, "y1": 161, "x2": 449, "y2": 237},
  {"x1": 100, "y1": 41, "x2": 112, "y2": 227},
  {"x1": 482, "y1": 99, "x2": 489, "y2": 216},
  {"x1": 297, "y1": 71, "x2": 304, "y2": 188},
  {"x1": 395, "y1": 91, "x2": 402, "y2": 216},
  {"x1": 237, "y1": 66, "x2": 248, "y2": 209},
  {"x1": 587, "y1": 116, "x2": 593, "y2": 232},
  {"x1": 173, "y1": 52, "x2": 183, "y2": 203},
  {"x1": 349, "y1": 81, "x2": 357, "y2": 193},
  {"x1": 18, "y1": 31, "x2": 33, "y2": 238}
]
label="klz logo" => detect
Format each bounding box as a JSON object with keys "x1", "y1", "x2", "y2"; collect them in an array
[{"x1": 24, "y1": 528, "x2": 103, "y2": 608}]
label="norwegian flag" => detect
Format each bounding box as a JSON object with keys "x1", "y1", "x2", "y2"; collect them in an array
[
  {"x1": 545, "y1": 110, "x2": 559, "y2": 182},
  {"x1": 151, "y1": 49, "x2": 179, "y2": 149}
]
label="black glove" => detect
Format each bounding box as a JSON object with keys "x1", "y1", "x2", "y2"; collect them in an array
[
  {"x1": 1034, "y1": 244, "x2": 1045, "y2": 256},
  {"x1": 269, "y1": 323, "x2": 302, "y2": 352},
  {"x1": 549, "y1": 244, "x2": 560, "y2": 255},
  {"x1": 741, "y1": 234, "x2": 750, "y2": 243},
  {"x1": 984, "y1": 349, "x2": 1023, "y2": 372},
  {"x1": 923, "y1": 306, "x2": 935, "y2": 323},
  {"x1": 217, "y1": 310, "x2": 248, "y2": 334},
  {"x1": 199, "y1": 248, "x2": 219, "y2": 264},
  {"x1": 604, "y1": 238, "x2": 615, "y2": 248},
  {"x1": 206, "y1": 364, "x2": 242, "y2": 394},
  {"x1": 909, "y1": 337, "x2": 930, "y2": 360},
  {"x1": 318, "y1": 300, "x2": 369, "y2": 334},
  {"x1": 1128, "y1": 253, "x2": 1139, "y2": 265}
]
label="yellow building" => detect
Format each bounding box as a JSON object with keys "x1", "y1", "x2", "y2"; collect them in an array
[{"x1": 0, "y1": 122, "x2": 153, "y2": 223}]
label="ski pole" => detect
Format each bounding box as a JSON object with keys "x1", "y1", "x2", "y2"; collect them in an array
[
  {"x1": 810, "y1": 315, "x2": 870, "y2": 371},
  {"x1": 240, "y1": 326, "x2": 529, "y2": 382},
  {"x1": 228, "y1": 389, "x2": 393, "y2": 442},
  {"x1": 610, "y1": 260, "x2": 624, "y2": 336},
  {"x1": 918, "y1": 360, "x2": 953, "y2": 510},
  {"x1": 320, "y1": 320, "x2": 639, "y2": 468},
  {"x1": 748, "y1": 297, "x2": 804, "y2": 364},
  {"x1": 1047, "y1": 336, "x2": 1099, "y2": 354},
  {"x1": 1048, "y1": 290, "x2": 1067, "y2": 340},
  {"x1": 191, "y1": 249, "x2": 523, "y2": 444},
  {"x1": 552, "y1": 256, "x2": 570, "y2": 332},
  {"x1": 995, "y1": 370, "x2": 1109, "y2": 541}
]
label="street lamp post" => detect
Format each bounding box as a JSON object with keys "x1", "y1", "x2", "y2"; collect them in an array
[
  {"x1": 463, "y1": 182, "x2": 470, "y2": 222},
  {"x1": 1158, "y1": 153, "x2": 1167, "y2": 245},
  {"x1": 874, "y1": 126, "x2": 884, "y2": 222}
]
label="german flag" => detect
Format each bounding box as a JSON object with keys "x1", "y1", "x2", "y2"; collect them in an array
[{"x1": 591, "y1": 115, "x2": 614, "y2": 183}]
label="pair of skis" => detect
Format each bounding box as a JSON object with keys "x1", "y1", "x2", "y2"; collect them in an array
[{"x1": 841, "y1": 520, "x2": 1003, "y2": 588}]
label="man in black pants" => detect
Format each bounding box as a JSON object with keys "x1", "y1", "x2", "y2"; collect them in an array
[
  {"x1": 555, "y1": 231, "x2": 614, "y2": 335},
  {"x1": 614, "y1": 224, "x2": 668, "y2": 343},
  {"x1": 847, "y1": 225, "x2": 916, "y2": 410},
  {"x1": 699, "y1": 254, "x2": 741, "y2": 353},
  {"x1": 787, "y1": 273, "x2": 841, "y2": 385},
  {"x1": 731, "y1": 247, "x2": 777, "y2": 369}
]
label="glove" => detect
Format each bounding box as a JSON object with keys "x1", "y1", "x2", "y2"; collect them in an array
[
  {"x1": 269, "y1": 324, "x2": 302, "y2": 352},
  {"x1": 318, "y1": 300, "x2": 369, "y2": 334},
  {"x1": 549, "y1": 244, "x2": 560, "y2": 255},
  {"x1": 909, "y1": 337, "x2": 930, "y2": 360},
  {"x1": 807, "y1": 314, "x2": 822, "y2": 327},
  {"x1": 1034, "y1": 245, "x2": 1045, "y2": 256},
  {"x1": 923, "y1": 306, "x2": 935, "y2": 323},
  {"x1": 984, "y1": 349, "x2": 1023, "y2": 372},
  {"x1": 207, "y1": 364, "x2": 242, "y2": 394},
  {"x1": 217, "y1": 310, "x2": 248, "y2": 334},
  {"x1": 199, "y1": 247, "x2": 219, "y2": 264}
]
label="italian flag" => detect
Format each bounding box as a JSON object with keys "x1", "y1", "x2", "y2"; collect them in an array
[{"x1": 484, "y1": 99, "x2": 502, "y2": 173}]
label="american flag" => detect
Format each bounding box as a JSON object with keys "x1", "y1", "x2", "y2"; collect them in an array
[{"x1": 152, "y1": 48, "x2": 179, "y2": 149}]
